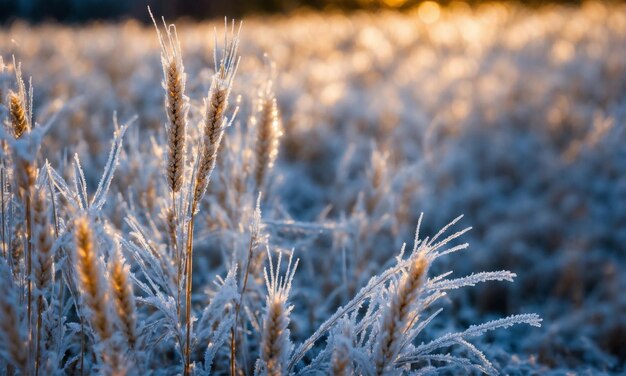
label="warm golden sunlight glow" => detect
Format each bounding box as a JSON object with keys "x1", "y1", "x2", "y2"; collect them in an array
[{"x1": 417, "y1": 1, "x2": 441, "y2": 24}]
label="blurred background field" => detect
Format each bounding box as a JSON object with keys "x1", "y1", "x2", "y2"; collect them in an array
[
  {"x1": 1, "y1": 0, "x2": 625, "y2": 374},
  {"x1": 0, "y1": 0, "x2": 605, "y2": 22}
]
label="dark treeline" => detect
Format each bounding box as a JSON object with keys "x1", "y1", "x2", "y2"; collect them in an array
[{"x1": 0, "y1": 0, "x2": 599, "y2": 23}]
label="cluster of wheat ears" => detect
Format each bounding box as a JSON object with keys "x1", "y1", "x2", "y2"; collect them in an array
[{"x1": 0, "y1": 10, "x2": 541, "y2": 376}]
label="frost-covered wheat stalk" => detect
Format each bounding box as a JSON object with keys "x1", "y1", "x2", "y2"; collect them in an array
[
  {"x1": 183, "y1": 20, "x2": 240, "y2": 376},
  {"x1": 9, "y1": 92, "x2": 28, "y2": 139},
  {"x1": 8, "y1": 58, "x2": 30, "y2": 141},
  {"x1": 108, "y1": 241, "x2": 137, "y2": 350},
  {"x1": 7, "y1": 58, "x2": 37, "y2": 363},
  {"x1": 74, "y1": 217, "x2": 110, "y2": 341},
  {"x1": 258, "y1": 251, "x2": 298, "y2": 376},
  {"x1": 74, "y1": 217, "x2": 121, "y2": 372},
  {"x1": 8, "y1": 58, "x2": 36, "y2": 192},
  {"x1": 33, "y1": 188, "x2": 53, "y2": 293},
  {"x1": 150, "y1": 8, "x2": 188, "y2": 195},
  {"x1": 192, "y1": 21, "x2": 240, "y2": 208},
  {"x1": 254, "y1": 81, "x2": 282, "y2": 191},
  {"x1": 150, "y1": 5, "x2": 189, "y2": 329},
  {"x1": 374, "y1": 252, "x2": 428, "y2": 374},
  {"x1": 33, "y1": 188, "x2": 54, "y2": 376}
]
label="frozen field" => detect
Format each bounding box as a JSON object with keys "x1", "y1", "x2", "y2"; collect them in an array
[{"x1": 0, "y1": 2, "x2": 625, "y2": 374}]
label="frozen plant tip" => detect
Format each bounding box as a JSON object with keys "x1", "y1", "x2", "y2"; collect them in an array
[{"x1": 258, "y1": 251, "x2": 298, "y2": 376}]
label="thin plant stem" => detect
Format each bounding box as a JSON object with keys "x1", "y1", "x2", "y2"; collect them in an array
[
  {"x1": 184, "y1": 201, "x2": 197, "y2": 376},
  {"x1": 25, "y1": 189, "x2": 33, "y2": 363},
  {"x1": 1, "y1": 167, "x2": 6, "y2": 259},
  {"x1": 35, "y1": 295, "x2": 43, "y2": 376},
  {"x1": 231, "y1": 228, "x2": 257, "y2": 375}
]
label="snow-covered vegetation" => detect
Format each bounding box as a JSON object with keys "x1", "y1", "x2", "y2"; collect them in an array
[{"x1": 0, "y1": 1, "x2": 624, "y2": 374}]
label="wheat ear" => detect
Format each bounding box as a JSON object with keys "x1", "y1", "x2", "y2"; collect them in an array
[
  {"x1": 33, "y1": 188, "x2": 54, "y2": 376},
  {"x1": 9, "y1": 92, "x2": 28, "y2": 139},
  {"x1": 259, "y1": 251, "x2": 298, "y2": 376},
  {"x1": 192, "y1": 20, "x2": 241, "y2": 208},
  {"x1": 374, "y1": 252, "x2": 429, "y2": 374},
  {"x1": 109, "y1": 241, "x2": 137, "y2": 350},
  {"x1": 9, "y1": 58, "x2": 36, "y2": 191},
  {"x1": 254, "y1": 81, "x2": 282, "y2": 191},
  {"x1": 33, "y1": 189, "x2": 54, "y2": 292},
  {"x1": 150, "y1": 7, "x2": 188, "y2": 194},
  {"x1": 74, "y1": 217, "x2": 111, "y2": 342}
]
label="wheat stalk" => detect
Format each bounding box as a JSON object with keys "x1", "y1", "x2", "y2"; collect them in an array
[
  {"x1": 254, "y1": 82, "x2": 282, "y2": 191},
  {"x1": 374, "y1": 252, "x2": 429, "y2": 374},
  {"x1": 73, "y1": 216, "x2": 124, "y2": 374},
  {"x1": 109, "y1": 241, "x2": 137, "y2": 350},
  {"x1": 33, "y1": 189, "x2": 53, "y2": 292},
  {"x1": 9, "y1": 92, "x2": 28, "y2": 139},
  {"x1": 192, "y1": 20, "x2": 241, "y2": 208},
  {"x1": 183, "y1": 20, "x2": 241, "y2": 376},
  {"x1": 150, "y1": 7, "x2": 188, "y2": 195},
  {"x1": 8, "y1": 58, "x2": 36, "y2": 191},
  {"x1": 149, "y1": 8, "x2": 190, "y2": 332},
  {"x1": 32, "y1": 188, "x2": 54, "y2": 376},
  {"x1": 74, "y1": 216, "x2": 111, "y2": 342},
  {"x1": 259, "y1": 251, "x2": 298, "y2": 376},
  {"x1": 8, "y1": 59, "x2": 37, "y2": 352}
]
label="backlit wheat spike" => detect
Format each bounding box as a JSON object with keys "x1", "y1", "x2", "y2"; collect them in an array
[
  {"x1": 259, "y1": 251, "x2": 298, "y2": 376},
  {"x1": 150, "y1": 7, "x2": 188, "y2": 193},
  {"x1": 33, "y1": 188, "x2": 54, "y2": 291},
  {"x1": 33, "y1": 188, "x2": 54, "y2": 376},
  {"x1": 74, "y1": 216, "x2": 112, "y2": 343},
  {"x1": 0, "y1": 260, "x2": 27, "y2": 372},
  {"x1": 254, "y1": 82, "x2": 283, "y2": 191},
  {"x1": 9, "y1": 92, "x2": 28, "y2": 139},
  {"x1": 193, "y1": 20, "x2": 241, "y2": 208},
  {"x1": 374, "y1": 251, "x2": 429, "y2": 375},
  {"x1": 9, "y1": 60, "x2": 37, "y2": 192},
  {"x1": 8, "y1": 58, "x2": 31, "y2": 139},
  {"x1": 109, "y1": 241, "x2": 137, "y2": 350}
]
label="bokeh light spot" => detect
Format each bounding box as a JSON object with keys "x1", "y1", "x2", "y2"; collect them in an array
[{"x1": 418, "y1": 1, "x2": 441, "y2": 24}]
